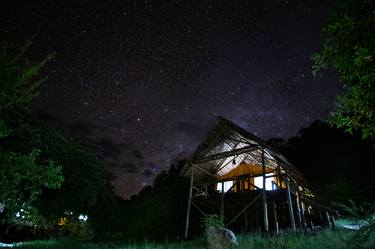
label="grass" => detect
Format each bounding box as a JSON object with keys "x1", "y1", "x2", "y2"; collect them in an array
[{"x1": 5, "y1": 229, "x2": 356, "y2": 249}]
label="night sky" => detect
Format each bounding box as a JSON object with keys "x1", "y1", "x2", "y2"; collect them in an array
[{"x1": 1, "y1": 0, "x2": 341, "y2": 199}]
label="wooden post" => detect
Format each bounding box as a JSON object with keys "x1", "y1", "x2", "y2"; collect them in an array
[
  {"x1": 220, "y1": 181, "x2": 224, "y2": 222},
  {"x1": 286, "y1": 177, "x2": 296, "y2": 232},
  {"x1": 244, "y1": 209, "x2": 248, "y2": 233},
  {"x1": 262, "y1": 148, "x2": 269, "y2": 232},
  {"x1": 331, "y1": 213, "x2": 336, "y2": 228},
  {"x1": 318, "y1": 208, "x2": 323, "y2": 226},
  {"x1": 295, "y1": 191, "x2": 304, "y2": 230},
  {"x1": 276, "y1": 162, "x2": 282, "y2": 188},
  {"x1": 300, "y1": 201, "x2": 306, "y2": 229},
  {"x1": 326, "y1": 211, "x2": 332, "y2": 228},
  {"x1": 273, "y1": 202, "x2": 279, "y2": 235},
  {"x1": 184, "y1": 166, "x2": 194, "y2": 239},
  {"x1": 307, "y1": 206, "x2": 314, "y2": 230}
]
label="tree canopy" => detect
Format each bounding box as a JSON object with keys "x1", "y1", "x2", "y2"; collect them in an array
[
  {"x1": 275, "y1": 121, "x2": 375, "y2": 204},
  {"x1": 0, "y1": 42, "x2": 116, "y2": 240},
  {"x1": 312, "y1": 0, "x2": 375, "y2": 143},
  {"x1": 0, "y1": 42, "x2": 63, "y2": 217}
]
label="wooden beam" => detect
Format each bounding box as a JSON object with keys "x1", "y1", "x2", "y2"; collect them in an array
[
  {"x1": 245, "y1": 178, "x2": 260, "y2": 190},
  {"x1": 223, "y1": 182, "x2": 235, "y2": 195},
  {"x1": 286, "y1": 177, "x2": 296, "y2": 232},
  {"x1": 191, "y1": 201, "x2": 206, "y2": 216},
  {"x1": 193, "y1": 145, "x2": 259, "y2": 164},
  {"x1": 184, "y1": 166, "x2": 194, "y2": 239},
  {"x1": 226, "y1": 192, "x2": 262, "y2": 226},
  {"x1": 262, "y1": 148, "x2": 269, "y2": 232}
]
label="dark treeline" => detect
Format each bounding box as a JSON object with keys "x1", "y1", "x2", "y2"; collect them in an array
[
  {"x1": 269, "y1": 120, "x2": 375, "y2": 206},
  {"x1": 99, "y1": 120, "x2": 375, "y2": 242},
  {"x1": 2, "y1": 111, "x2": 374, "y2": 242},
  {"x1": 109, "y1": 162, "x2": 191, "y2": 242}
]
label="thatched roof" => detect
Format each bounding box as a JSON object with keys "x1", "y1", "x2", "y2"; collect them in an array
[{"x1": 181, "y1": 117, "x2": 310, "y2": 190}]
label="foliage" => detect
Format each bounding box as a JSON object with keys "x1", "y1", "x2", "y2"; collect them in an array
[
  {"x1": 0, "y1": 150, "x2": 63, "y2": 218},
  {"x1": 0, "y1": 42, "x2": 62, "y2": 218},
  {"x1": 111, "y1": 161, "x2": 190, "y2": 242},
  {"x1": 0, "y1": 41, "x2": 116, "y2": 240},
  {"x1": 333, "y1": 199, "x2": 375, "y2": 220},
  {"x1": 334, "y1": 200, "x2": 375, "y2": 249},
  {"x1": 312, "y1": 0, "x2": 375, "y2": 143},
  {"x1": 280, "y1": 121, "x2": 375, "y2": 204},
  {"x1": 87, "y1": 181, "x2": 118, "y2": 240},
  {"x1": 201, "y1": 214, "x2": 224, "y2": 229},
  {"x1": 0, "y1": 111, "x2": 117, "y2": 238},
  {"x1": 0, "y1": 39, "x2": 53, "y2": 113},
  {"x1": 10, "y1": 229, "x2": 355, "y2": 249},
  {"x1": 350, "y1": 219, "x2": 375, "y2": 249}
]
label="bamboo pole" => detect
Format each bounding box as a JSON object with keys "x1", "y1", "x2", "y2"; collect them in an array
[
  {"x1": 184, "y1": 166, "x2": 194, "y2": 239},
  {"x1": 307, "y1": 206, "x2": 314, "y2": 230},
  {"x1": 273, "y1": 202, "x2": 279, "y2": 235},
  {"x1": 286, "y1": 177, "x2": 296, "y2": 232},
  {"x1": 244, "y1": 209, "x2": 248, "y2": 233},
  {"x1": 191, "y1": 201, "x2": 206, "y2": 216},
  {"x1": 220, "y1": 181, "x2": 224, "y2": 222},
  {"x1": 295, "y1": 191, "x2": 303, "y2": 230},
  {"x1": 331, "y1": 213, "x2": 336, "y2": 228},
  {"x1": 262, "y1": 148, "x2": 269, "y2": 232},
  {"x1": 326, "y1": 211, "x2": 332, "y2": 228},
  {"x1": 301, "y1": 202, "x2": 308, "y2": 229}
]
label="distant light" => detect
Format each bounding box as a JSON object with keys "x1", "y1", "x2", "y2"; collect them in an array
[{"x1": 78, "y1": 214, "x2": 88, "y2": 221}]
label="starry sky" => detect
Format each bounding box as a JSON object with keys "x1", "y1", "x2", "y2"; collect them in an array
[{"x1": 1, "y1": 0, "x2": 341, "y2": 199}]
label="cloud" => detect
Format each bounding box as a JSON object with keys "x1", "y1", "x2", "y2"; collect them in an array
[
  {"x1": 132, "y1": 150, "x2": 144, "y2": 159},
  {"x1": 121, "y1": 162, "x2": 139, "y2": 173},
  {"x1": 142, "y1": 169, "x2": 153, "y2": 177},
  {"x1": 106, "y1": 161, "x2": 141, "y2": 178},
  {"x1": 97, "y1": 138, "x2": 132, "y2": 160},
  {"x1": 175, "y1": 121, "x2": 213, "y2": 141}
]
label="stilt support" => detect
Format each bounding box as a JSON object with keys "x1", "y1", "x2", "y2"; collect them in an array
[
  {"x1": 184, "y1": 166, "x2": 194, "y2": 239},
  {"x1": 262, "y1": 148, "x2": 269, "y2": 232},
  {"x1": 273, "y1": 202, "x2": 279, "y2": 234},
  {"x1": 286, "y1": 177, "x2": 296, "y2": 232}
]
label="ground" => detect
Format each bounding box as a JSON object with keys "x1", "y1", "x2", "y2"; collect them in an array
[{"x1": 1, "y1": 229, "x2": 358, "y2": 249}]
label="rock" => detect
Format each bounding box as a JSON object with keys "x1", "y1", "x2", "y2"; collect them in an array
[{"x1": 205, "y1": 226, "x2": 239, "y2": 249}]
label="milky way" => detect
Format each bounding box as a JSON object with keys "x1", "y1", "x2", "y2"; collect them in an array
[{"x1": 1, "y1": 0, "x2": 341, "y2": 198}]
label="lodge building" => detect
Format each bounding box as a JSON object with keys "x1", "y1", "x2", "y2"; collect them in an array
[{"x1": 181, "y1": 117, "x2": 336, "y2": 238}]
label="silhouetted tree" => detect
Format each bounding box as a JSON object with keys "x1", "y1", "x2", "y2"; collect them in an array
[
  {"x1": 113, "y1": 161, "x2": 190, "y2": 242},
  {"x1": 0, "y1": 42, "x2": 63, "y2": 219},
  {"x1": 312, "y1": 0, "x2": 375, "y2": 143},
  {"x1": 276, "y1": 121, "x2": 375, "y2": 204}
]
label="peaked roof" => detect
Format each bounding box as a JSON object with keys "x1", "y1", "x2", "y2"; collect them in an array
[{"x1": 181, "y1": 116, "x2": 309, "y2": 189}]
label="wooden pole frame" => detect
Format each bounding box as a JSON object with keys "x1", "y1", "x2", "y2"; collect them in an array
[
  {"x1": 184, "y1": 166, "x2": 194, "y2": 239},
  {"x1": 295, "y1": 191, "x2": 303, "y2": 230},
  {"x1": 286, "y1": 177, "x2": 296, "y2": 232},
  {"x1": 226, "y1": 192, "x2": 262, "y2": 226},
  {"x1": 326, "y1": 211, "x2": 332, "y2": 228},
  {"x1": 220, "y1": 181, "x2": 225, "y2": 222},
  {"x1": 273, "y1": 201, "x2": 279, "y2": 235},
  {"x1": 262, "y1": 147, "x2": 269, "y2": 232}
]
